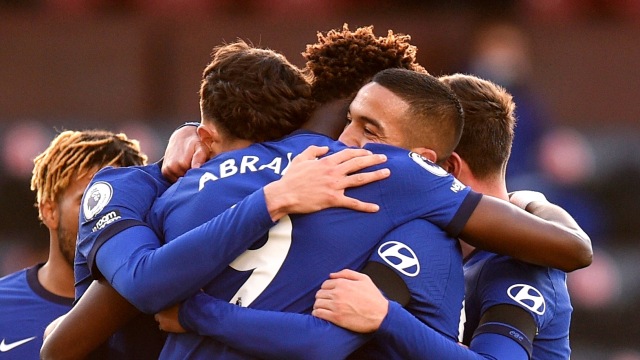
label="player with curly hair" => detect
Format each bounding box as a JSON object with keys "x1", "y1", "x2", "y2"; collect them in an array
[{"x1": 302, "y1": 24, "x2": 428, "y2": 139}]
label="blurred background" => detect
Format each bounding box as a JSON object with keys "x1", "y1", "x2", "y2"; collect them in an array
[{"x1": 1, "y1": 0, "x2": 638, "y2": 358}]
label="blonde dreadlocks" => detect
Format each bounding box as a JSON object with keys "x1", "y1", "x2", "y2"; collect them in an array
[{"x1": 30, "y1": 130, "x2": 147, "y2": 220}]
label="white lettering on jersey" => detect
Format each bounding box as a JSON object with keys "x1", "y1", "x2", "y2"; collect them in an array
[
  {"x1": 199, "y1": 153, "x2": 294, "y2": 191},
  {"x1": 450, "y1": 179, "x2": 465, "y2": 193},
  {"x1": 220, "y1": 159, "x2": 239, "y2": 178},
  {"x1": 83, "y1": 181, "x2": 113, "y2": 220},
  {"x1": 240, "y1": 156, "x2": 259, "y2": 173},
  {"x1": 507, "y1": 284, "x2": 546, "y2": 315},
  {"x1": 377, "y1": 241, "x2": 420, "y2": 277},
  {"x1": 91, "y1": 210, "x2": 122, "y2": 232},
  {"x1": 199, "y1": 172, "x2": 219, "y2": 191}
]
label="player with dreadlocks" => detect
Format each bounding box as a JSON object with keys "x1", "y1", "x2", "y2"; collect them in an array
[{"x1": 0, "y1": 130, "x2": 147, "y2": 359}]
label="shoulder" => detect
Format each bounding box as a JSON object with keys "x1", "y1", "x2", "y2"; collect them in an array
[{"x1": 0, "y1": 267, "x2": 28, "y2": 287}]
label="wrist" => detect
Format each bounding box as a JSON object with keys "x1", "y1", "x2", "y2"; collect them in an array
[
  {"x1": 263, "y1": 181, "x2": 294, "y2": 222},
  {"x1": 175, "y1": 121, "x2": 200, "y2": 131}
]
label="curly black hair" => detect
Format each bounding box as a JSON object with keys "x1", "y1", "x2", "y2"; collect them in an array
[{"x1": 303, "y1": 24, "x2": 427, "y2": 104}]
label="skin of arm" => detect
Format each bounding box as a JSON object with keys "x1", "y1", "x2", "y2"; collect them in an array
[
  {"x1": 41, "y1": 279, "x2": 140, "y2": 360},
  {"x1": 459, "y1": 195, "x2": 592, "y2": 272}
]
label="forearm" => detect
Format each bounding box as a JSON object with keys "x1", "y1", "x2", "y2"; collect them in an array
[
  {"x1": 180, "y1": 293, "x2": 369, "y2": 360},
  {"x1": 41, "y1": 279, "x2": 140, "y2": 360},
  {"x1": 525, "y1": 200, "x2": 592, "y2": 269},
  {"x1": 99, "y1": 189, "x2": 275, "y2": 313},
  {"x1": 461, "y1": 196, "x2": 591, "y2": 272}
]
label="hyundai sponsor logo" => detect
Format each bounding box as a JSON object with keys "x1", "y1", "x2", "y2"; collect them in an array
[
  {"x1": 378, "y1": 241, "x2": 420, "y2": 277},
  {"x1": 507, "y1": 284, "x2": 546, "y2": 315}
]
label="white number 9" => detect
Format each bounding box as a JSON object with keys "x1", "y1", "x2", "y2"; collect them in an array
[{"x1": 228, "y1": 215, "x2": 293, "y2": 307}]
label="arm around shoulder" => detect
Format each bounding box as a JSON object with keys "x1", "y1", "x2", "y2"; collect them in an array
[{"x1": 460, "y1": 195, "x2": 592, "y2": 272}]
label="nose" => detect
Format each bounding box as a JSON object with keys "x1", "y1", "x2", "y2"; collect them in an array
[{"x1": 338, "y1": 125, "x2": 359, "y2": 147}]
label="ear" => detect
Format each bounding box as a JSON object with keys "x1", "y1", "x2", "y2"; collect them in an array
[
  {"x1": 40, "y1": 200, "x2": 59, "y2": 231},
  {"x1": 444, "y1": 152, "x2": 464, "y2": 178},
  {"x1": 409, "y1": 147, "x2": 438, "y2": 163},
  {"x1": 196, "y1": 125, "x2": 216, "y2": 152}
]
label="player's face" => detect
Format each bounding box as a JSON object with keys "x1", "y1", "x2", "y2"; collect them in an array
[
  {"x1": 339, "y1": 82, "x2": 410, "y2": 149},
  {"x1": 56, "y1": 172, "x2": 95, "y2": 267}
]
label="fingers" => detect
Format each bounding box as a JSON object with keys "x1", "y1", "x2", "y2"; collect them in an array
[
  {"x1": 319, "y1": 148, "x2": 374, "y2": 164},
  {"x1": 162, "y1": 164, "x2": 187, "y2": 184},
  {"x1": 329, "y1": 269, "x2": 365, "y2": 281},
  {"x1": 311, "y1": 307, "x2": 337, "y2": 323},
  {"x1": 293, "y1": 145, "x2": 330, "y2": 162},
  {"x1": 191, "y1": 143, "x2": 210, "y2": 169},
  {"x1": 334, "y1": 153, "x2": 387, "y2": 175},
  {"x1": 343, "y1": 168, "x2": 390, "y2": 187},
  {"x1": 338, "y1": 198, "x2": 380, "y2": 213}
]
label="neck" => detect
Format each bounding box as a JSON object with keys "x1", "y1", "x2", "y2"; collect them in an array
[
  {"x1": 459, "y1": 173, "x2": 509, "y2": 258},
  {"x1": 302, "y1": 98, "x2": 351, "y2": 139},
  {"x1": 38, "y1": 238, "x2": 75, "y2": 298},
  {"x1": 213, "y1": 138, "x2": 253, "y2": 155}
]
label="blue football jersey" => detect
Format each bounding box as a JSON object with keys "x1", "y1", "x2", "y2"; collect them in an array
[
  {"x1": 0, "y1": 264, "x2": 73, "y2": 359},
  {"x1": 463, "y1": 251, "x2": 572, "y2": 359},
  {"x1": 145, "y1": 131, "x2": 480, "y2": 359},
  {"x1": 350, "y1": 219, "x2": 465, "y2": 359},
  {"x1": 75, "y1": 163, "x2": 170, "y2": 359},
  {"x1": 173, "y1": 219, "x2": 465, "y2": 360}
]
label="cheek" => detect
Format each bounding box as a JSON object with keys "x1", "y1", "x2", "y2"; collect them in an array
[{"x1": 59, "y1": 201, "x2": 81, "y2": 235}]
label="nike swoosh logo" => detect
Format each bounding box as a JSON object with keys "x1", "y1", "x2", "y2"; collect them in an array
[{"x1": 0, "y1": 337, "x2": 37, "y2": 352}]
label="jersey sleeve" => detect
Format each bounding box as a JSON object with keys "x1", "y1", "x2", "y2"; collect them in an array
[
  {"x1": 366, "y1": 219, "x2": 464, "y2": 342},
  {"x1": 364, "y1": 143, "x2": 481, "y2": 237},
  {"x1": 94, "y1": 188, "x2": 278, "y2": 314},
  {"x1": 375, "y1": 302, "x2": 529, "y2": 360},
  {"x1": 472, "y1": 258, "x2": 553, "y2": 332},
  {"x1": 178, "y1": 292, "x2": 370, "y2": 360},
  {"x1": 75, "y1": 165, "x2": 169, "y2": 289}
]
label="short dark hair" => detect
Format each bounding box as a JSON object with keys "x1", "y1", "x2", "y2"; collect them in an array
[
  {"x1": 440, "y1": 73, "x2": 516, "y2": 179},
  {"x1": 373, "y1": 68, "x2": 464, "y2": 164},
  {"x1": 200, "y1": 40, "x2": 315, "y2": 143},
  {"x1": 303, "y1": 24, "x2": 427, "y2": 104}
]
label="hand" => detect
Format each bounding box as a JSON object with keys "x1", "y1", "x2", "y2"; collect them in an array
[
  {"x1": 155, "y1": 304, "x2": 186, "y2": 333},
  {"x1": 312, "y1": 269, "x2": 388, "y2": 333},
  {"x1": 508, "y1": 190, "x2": 548, "y2": 210},
  {"x1": 162, "y1": 124, "x2": 211, "y2": 183},
  {"x1": 264, "y1": 146, "x2": 390, "y2": 221}
]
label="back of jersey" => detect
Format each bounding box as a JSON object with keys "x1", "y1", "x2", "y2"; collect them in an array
[{"x1": 151, "y1": 132, "x2": 475, "y2": 359}]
